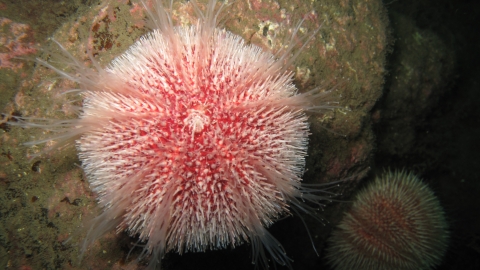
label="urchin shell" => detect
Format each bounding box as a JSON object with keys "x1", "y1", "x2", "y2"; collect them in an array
[{"x1": 326, "y1": 170, "x2": 449, "y2": 270}]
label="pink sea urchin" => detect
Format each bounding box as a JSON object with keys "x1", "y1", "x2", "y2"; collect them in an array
[
  {"x1": 17, "y1": 0, "x2": 337, "y2": 268},
  {"x1": 326, "y1": 170, "x2": 449, "y2": 270}
]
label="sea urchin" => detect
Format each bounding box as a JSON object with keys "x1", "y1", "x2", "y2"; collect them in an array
[
  {"x1": 17, "y1": 0, "x2": 336, "y2": 268},
  {"x1": 326, "y1": 170, "x2": 449, "y2": 270}
]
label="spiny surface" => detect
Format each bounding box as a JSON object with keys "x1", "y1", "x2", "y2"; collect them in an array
[
  {"x1": 326, "y1": 171, "x2": 449, "y2": 270},
  {"x1": 78, "y1": 25, "x2": 309, "y2": 254}
]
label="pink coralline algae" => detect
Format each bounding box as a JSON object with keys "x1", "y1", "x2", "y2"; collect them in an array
[{"x1": 0, "y1": 17, "x2": 37, "y2": 70}]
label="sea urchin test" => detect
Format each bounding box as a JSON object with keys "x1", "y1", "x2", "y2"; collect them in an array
[{"x1": 18, "y1": 0, "x2": 336, "y2": 268}]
